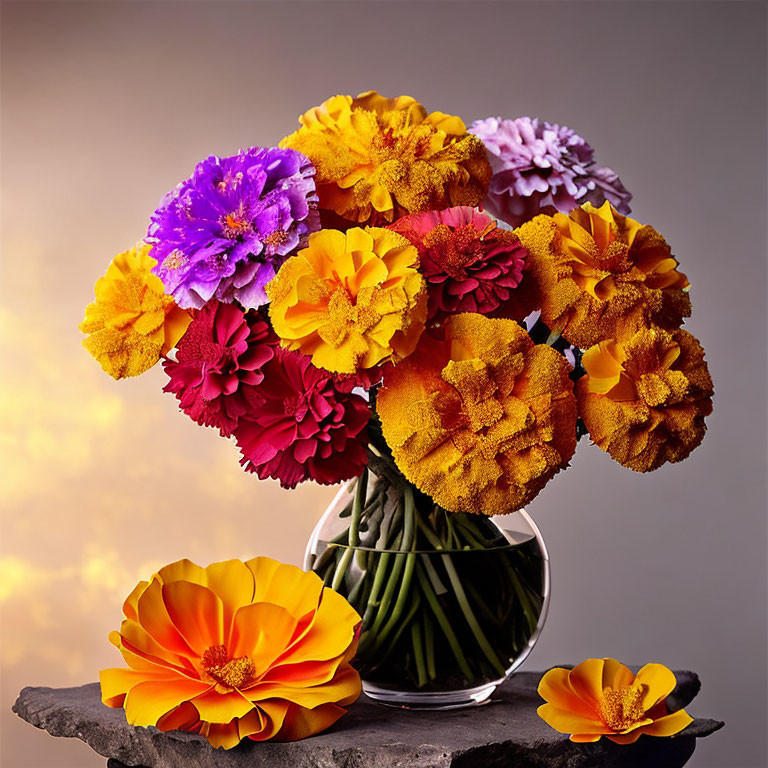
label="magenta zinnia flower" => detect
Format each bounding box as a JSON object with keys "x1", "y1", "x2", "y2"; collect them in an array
[
  {"x1": 469, "y1": 117, "x2": 632, "y2": 227},
  {"x1": 388, "y1": 206, "x2": 527, "y2": 319},
  {"x1": 234, "y1": 348, "x2": 369, "y2": 489},
  {"x1": 163, "y1": 301, "x2": 275, "y2": 436},
  {"x1": 148, "y1": 147, "x2": 319, "y2": 309}
]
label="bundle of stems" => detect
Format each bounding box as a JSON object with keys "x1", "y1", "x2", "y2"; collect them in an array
[{"x1": 310, "y1": 453, "x2": 545, "y2": 691}]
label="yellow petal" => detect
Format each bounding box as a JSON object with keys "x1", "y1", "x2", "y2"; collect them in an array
[
  {"x1": 569, "y1": 734, "x2": 603, "y2": 743},
  {"x1": 229, "y1": 602, "x2": 297, "y2": 672},
  {"x1": 538, "y1": 667, "x2": 599, "y2": 720},
  {"x1": 204, "y1": 560, "x2": 256, "y2": 640},
  {"x1": 156, "y1": 558, "x2": 207, "y2": 587},
  {"x1": 248, "y1": 664, "x2": 360, "y2": 710},
  {"x1": 636, "y1": 708, "x2": 693, "y2": 737},
  {"x1": 606, "y1": 731, "x2": 643, "y2": 745},
  {"x1": 247, "y1": 558, "x2": 324, "y2": 619},
  {"x1": 633, "y1": 663, "x2": 678, "y2": 710},
  {"x1": 206, "y1": 720, "x2": 242, "y2": 749},
  {"x1": 161, "y1": 581, "x2": 224, "y2": 655},
  {"x1": 536, "y1": 703, "x2": 609, "y2": 735},
  {"x1": 191, "y1": 688, "x2": 255, "y2": 724},
  {"x1": 274, "y1": 702, "x2": 348, "y2": 741},
  {"x1": 568, "y1": 658, "x2": 605, "y2": 707},
  {"x1": 99, "y1": 667, "x2": 177, "y2": 708},
  {"x1": 136, "y1": 579, "x2": 196, "y2": 658},
  {"x1": 240, "y1": 700, "x2": 290, "y2": 742},
  {"x1": 123, "y1": 678, "x2": 210, "y2": 728},
  {"x1": 601, "y1": 658, "x2": 635, "y2": 690}
]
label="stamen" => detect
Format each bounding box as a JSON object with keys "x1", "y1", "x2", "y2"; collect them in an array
[
  {"x1": 201, "y1": 644, "x2": 255, "y2": 690},
  {"x1": 598, "y1": 686, "x2": 646, "y2": 732}
]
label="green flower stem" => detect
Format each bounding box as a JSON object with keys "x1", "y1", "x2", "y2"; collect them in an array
[
  {"x1": 415, "y1": 564, "x2": 473, "y2": 680},
  {"x1": 423, "y1": 610, "x2": 436, "y2": 681},
  {"x1": 501, "y1": 557, "x2": 539, "y2": 634},
  {"x1": 374, "y1": 589, "x2": 422, "y2": 669},
  {"x1": 370, "y1": 484, "x2": 417, "y2": 647},
  {"x1": 411, "y1": 619, "x2": 427, "y2": 688},
  {"x1": 331, "y1": 469, "x2": 367, "y2": 593},
  {"x1": 416, "y1": 516, "x2": 507, "y2": 678}
]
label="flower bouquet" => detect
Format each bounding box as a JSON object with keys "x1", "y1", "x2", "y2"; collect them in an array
[{"x1": 82, "y1": 91, "x2": 713, "y2": 709}]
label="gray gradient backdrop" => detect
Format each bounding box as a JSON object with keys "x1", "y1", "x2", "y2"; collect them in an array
[{"x1": 1, "y1": 1, "x2": 766, "y2": 767}]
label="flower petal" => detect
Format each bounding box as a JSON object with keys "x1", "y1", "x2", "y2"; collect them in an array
[
  {"x1": 636, "y1": 708, "x2": 693, "y2": 738},
  {"x1": 568, "y1": 658, "x2": 605, "y2": 707},
  {"x1": 538, "y1": 667, "x2": 599, "y2": 720},
  {"x1": 191, "y1": 689, "x2": 255, "y2": 724},
  {"x1": 123, "y1": 678, "x2": 211, "y2": 727},
  {"x1": 634, "y1": 663, "x2": 678, "y2": 710},
  {"x1": 536, "y1": 703, "x2": 610, "y2": 735},
  {"x1": 99, "y1": 667, "x2": 178, "y2": 708},
  {"x1": 229, "y1": 602, "x2": 297, "y2": 672},
  {"x1": 274, "y1": 702, "x2": 348, "y2": 741},
  {"x1": 601, "y1": 658, "x2": 635, "y2": 691},
  {"x1": 162, "y1": 581, "x2": 224, "y2": 655}
]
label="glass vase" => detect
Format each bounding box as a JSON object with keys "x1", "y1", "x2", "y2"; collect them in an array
[{"x1": 304, "y1": 461, "x2": 550, "y2": 709}]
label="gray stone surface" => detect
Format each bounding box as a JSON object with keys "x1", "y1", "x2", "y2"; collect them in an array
[{"x1": 13, "y1": 672, "x2": 723, "y2": 768}]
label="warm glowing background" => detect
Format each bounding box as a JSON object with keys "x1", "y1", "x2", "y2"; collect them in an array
[{"x1": 1, "y1": 2, "x2": 765, "y2": 767}]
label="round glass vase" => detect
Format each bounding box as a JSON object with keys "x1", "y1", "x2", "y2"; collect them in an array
[{"x1": 304, "y1": 465, "x2": 550, "y2": 709}]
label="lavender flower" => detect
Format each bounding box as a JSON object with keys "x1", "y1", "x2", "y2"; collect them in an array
[
  {"x1": 469, "y1": 117, "x2": 632, "y2": 227},
  {"x1": 147, "y1": 147, "x2": 319, "y2": 309}
]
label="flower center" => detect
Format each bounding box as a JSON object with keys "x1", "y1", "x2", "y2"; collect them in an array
[
  {"x1": 598, "y1": 685, "x2": 646, "y2": 732},
  {"x1": 222, "y1": 212, "x2": 252, "y2": 240},
  {"x1": 264, "y1": 229, "x2": 289, "y2": 248},
  {"x1": 201, "y1": 644, "x2": 255, "y2": 690},
  {"x1": 162, "y1": 250, "x2": 188, "y2": 271}
]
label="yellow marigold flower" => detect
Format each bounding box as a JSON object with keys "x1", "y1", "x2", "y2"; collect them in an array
[
  {"x1": 280, "y1": 91, "x2": 491, "y2": 227},
  {"x1": 376, "y1": 313, "x2": 577, "y2": 515},
  {"x1": 100, "y1": 557, "x2": 362, "y2": 749},
  {"x1": 576, "y1": 327, "x2": 713, "y2": 472},
  {"x1": 516, "y1": 201, "x2": 691, "y2": 348},
  {"x1": 538, "y1": 658, "x2": 693, "y2": 744},
  {"x1": 266, "y1": 226, "x2": 427, "y2": 374},
  {"x1": 79, "y1": 243, "x2": 191, "y2": 379}
]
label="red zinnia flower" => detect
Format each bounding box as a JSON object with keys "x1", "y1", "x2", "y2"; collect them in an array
[
  {"x1": 234, "y1": 348, "x2": 369, "y2": 489},
  {"x1": 163, "y1": 301, "x2": 274, "y2": 436},
  {"x1": 388, "y1": 206, "x2": 527, "y2": 319}
]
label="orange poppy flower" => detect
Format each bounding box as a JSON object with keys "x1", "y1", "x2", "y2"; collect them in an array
[
  {"x1": 538, "y1": 658, "x2": 693, "y2": 744},
  {"x1": 100, "y1": 557, "x2": 362, "y2": 748}
]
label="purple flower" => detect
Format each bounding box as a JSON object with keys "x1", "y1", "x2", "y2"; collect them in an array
[
  {"x1": 469, "y1": 117, "x2": 632, "y2": 227},
  {"x1": 147, "y1": 147, "x2": 319, "y2": 309}
]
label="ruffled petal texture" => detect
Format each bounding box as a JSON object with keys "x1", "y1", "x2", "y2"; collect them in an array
[
  {"x1": 100, "y1": 557, "x2": 362, "y2": 748},
  {"x1": 233, "y1": 347, "x2": 370, "y2": 488},
  {"x1": 516, "y1": 201, "x2": 691, "y2": 348},
  {"x1": 148, "y1": 147, "x2": 320, "y2": 310},
  {"x1": 469, "y1": 116, "x2": 632, "y2": 228},
  {"x1": 280, "y1": 91, "x2": 491, "y2": 228},
  {"x1": 376, "y1": 313, "x2": 577, "y2": 515},
  {"x1": 576, "y1": 328, "x2": 713, "y2": 471},
  {"x1": 266, "y1": 226, "x2": 427, "y2": 374},
  {"x1": 80, "y1": 243, "x2": 191, "y2": 379},
  {"x1": 387, "y1": 206, "x2": 528, "y2": 319},
  {"x1": 163, "y1": 300, "x2": 276, "y2": 436},
  {"x1": 537, "y1": 659, "x2": 693, "y2": 744}
]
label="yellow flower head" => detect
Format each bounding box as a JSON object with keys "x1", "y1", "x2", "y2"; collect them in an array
[
  {"x1": 79, "y1": 243, "x2": 191, "y2": 379},
  {"x1": 280, "y1": 91, "x2": 491, "y2": 227},
  {"x1": 100, "y1": 557, "x2": 362, "y2": 749},
  {"x1": 576, "y1": 328, "x2": 713, "y2": 472},
  {"x1": 538, "y1": 658, "x2": 693, "y2": 744},
  {"x1": 516, "y1": 201, "x2": 691, "y2": 348},
  {"x1": 376, "y1": 313, "x2": 577, "y2": 515},
  {"x1": 266, "y1": 226, "x2": 427, "y2": 374}
]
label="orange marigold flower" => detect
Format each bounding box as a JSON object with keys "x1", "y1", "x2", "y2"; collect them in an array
[
  {"x1": 516, "y1": 201, "x2": 691, "y2": 348},
  {"x1": 538, "y1": 658, "x2": 693, "y2": 744},
  {"x1": 266, "y1": 226, "x2": 427, "y2": 374},
  {"x1": 576, "y1": 328, "x2": 713, "y2": 472},
  {"x1": 79, "y1": 243, "x2": 191, "y2": 379},
  {"x1": 280, "y1": 91, "x2": 491, "y2": 227},
  {"x1": 100, "y1": 557, "x2": 362, "y2": 749},
  {"x1": 376, "y1": 313, "x2": 577, "y2": 515}
]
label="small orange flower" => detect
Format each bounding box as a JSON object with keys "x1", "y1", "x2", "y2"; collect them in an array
[
  {"x1": 80, "y1": 243, "x2": 191, "y2": 379},
  {"x1": 538, "y1": 658, "x2": 693, "y2": 744},
  {"x1": 100, "y1": 557, "x2": 362, "y2": 748},
  {"x1": 266, "y1": 226, "x2": 427, "y2": 374},
  {"x1": 376, "y1": 313, "x2": 577, "y2": 515},
  {"x1": 516, "y1": 201, "x2": 691, "y2": 348},
  {"x1": 280, "y1": 91, "x2": 491, "y2": 227},
  {"x1": 576, "y1": 328, "x2": 713, "y2": 472}
]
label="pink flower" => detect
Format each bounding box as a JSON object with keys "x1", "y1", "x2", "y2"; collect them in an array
[
  {"x1": 163, "y1": 301, "x2": 274, "y2": 436},
  {"x1": 388, "y1": 207, "x2": 527, "y2": 319}
]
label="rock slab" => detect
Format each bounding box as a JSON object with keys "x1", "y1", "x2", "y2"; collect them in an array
[{"x1": 13, "y1": 671, "x2": 723, "y2": 768}]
